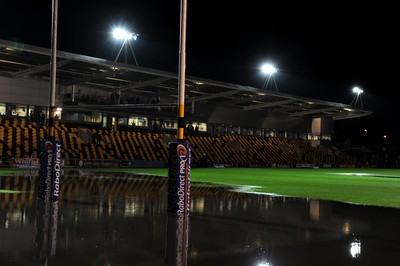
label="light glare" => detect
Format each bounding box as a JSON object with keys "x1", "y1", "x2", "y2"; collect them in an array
[
  {"x1": 352, "y1": 86, "x2": 363, "y2": 94},
  {"x1": 261, "y1": 63, "x2": 278, "y2": 75},
  {"x1": 350, "y1": 240, "x2": 361, "y2": 258},
  {"x1": 113, "y1": 27, "x2": 138, "y2": 40}
]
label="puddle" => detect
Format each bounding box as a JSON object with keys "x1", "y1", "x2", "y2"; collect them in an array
[{"x1": 1, "y1": 170, "x2": 400, "y2": 265}]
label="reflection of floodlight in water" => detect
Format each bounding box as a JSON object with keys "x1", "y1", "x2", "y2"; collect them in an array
[
  {"x1": 351, "y1": 86, "x2": 364, "y2": 109},
  {"x1": 112, "y1": 26, "x2": 139, "y2": 65},
  {"x1": 350, "y1": 239, "x2": 361, "y2": 258},
  {"x1": 258, "y1": 262, "x2": 273, "y2": 266},
  {"x1": 260, "y1": 63, "x2": 278, "y2": 91}
]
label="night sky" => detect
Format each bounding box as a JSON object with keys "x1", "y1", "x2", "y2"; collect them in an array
[{"x1": 1, "y1": 1, "x2": 399, "y2": 143}]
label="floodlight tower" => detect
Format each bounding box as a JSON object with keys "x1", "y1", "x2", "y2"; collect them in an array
[
  {"x1": 112, "y1": 27, "x2": 139, "y2": 65},
  {"x1": 261, "y1": 63, "x2": 278, "y2": 91},
  {"x1": 351, "y1": 86, "x2": 364, "y2": 109},
  {"x1": 112, "y1": 27, "x2": 139, "y2": 105}
]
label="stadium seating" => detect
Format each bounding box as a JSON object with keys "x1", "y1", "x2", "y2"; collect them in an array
[{"x1": 0, "y1": 116, "x2": 354, "y2": 167}]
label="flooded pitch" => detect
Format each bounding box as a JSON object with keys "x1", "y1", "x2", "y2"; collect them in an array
[{"x1": 1, "y1": 170, "x2": 400, "y2": 265}]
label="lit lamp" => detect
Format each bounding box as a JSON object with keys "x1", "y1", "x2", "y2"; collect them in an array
[
  {"x1": 112, "y1": 28, "x2": 138, "y2": 41},
  {"x1": 351, "y1": 86, "x2": 364, "y2": 108},
  {"x1": 112, "y1": 27, "x2": 139, "y2": 105},
  {"x1": 112, "y1": 27, "x2": 139, "y2": 65},
  {"x1": 261, "y1": 63, "x2": 278, "y2": 91}
]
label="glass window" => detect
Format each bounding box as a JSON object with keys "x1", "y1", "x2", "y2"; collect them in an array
[
  {"x1": 128, "y1": 116, "x2": 148, "y2": 127},
  {"x1": 91, "y1": 112, "x2": 102, "y2": 123},
  {"x1": 0, "y1": 104, "x2": 5, "y2": 116},
  {"x1": 15, "y1": 105, "x2": 27, "y2": 117}
]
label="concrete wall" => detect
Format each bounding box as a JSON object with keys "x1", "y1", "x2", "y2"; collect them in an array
[{"x1": 0, "y1": 76, "x2": 50, "y2": 106}]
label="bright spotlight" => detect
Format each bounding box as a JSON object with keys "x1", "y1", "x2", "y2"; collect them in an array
[
  {"x1": 352, "y1": 86, "x2": 363, "y2": 94},
  {"x1": 112, "y1": 26, "x2": 139, "y2": 66},
  {"x1": 261, "y1": 63, "x2": 278, "y2": 75},
  {"x1": 113, "y1": 27, "x2": 138, "y2": 41},
  {"x1": 260, "y1": 63, "x2": 278, "y2": 91},
  {"x1": 351, "y1": 86, "x2": 365, "y2": 109}
]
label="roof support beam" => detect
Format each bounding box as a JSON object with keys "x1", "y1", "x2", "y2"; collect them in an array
[{"x1": 243, "y1": 99, "x2": 294, "y2": 111}]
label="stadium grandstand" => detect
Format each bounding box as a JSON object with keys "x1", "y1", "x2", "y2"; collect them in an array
[{"x1": 0, "y1": 38, "x2": 383, "y2": 169}]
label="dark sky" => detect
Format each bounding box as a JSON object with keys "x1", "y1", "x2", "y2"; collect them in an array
[{"x1": 1, "y1": 1, "x2": 399, "y2": 142}]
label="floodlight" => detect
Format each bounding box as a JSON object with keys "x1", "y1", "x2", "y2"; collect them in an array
[
  {"x1": 351, "y1": 86, "x2": 364, "y2": 109},
  {"x1": 113, "y1": 27, "x2": 138, "y2": 41},
  {"x1": 260, "y1": 63, "x2": 278, "y2": 91},
  {"x1": 352, "y1": 86, "x2": 363, "y2": 94},
  {"x1": 261, "y1": 63, "x2": 278, "y2": 75},
  {"x1": 112, "y1": 26, "x2": 139, "y2": 66}
]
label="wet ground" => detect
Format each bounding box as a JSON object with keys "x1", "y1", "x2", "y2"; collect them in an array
[{"x1": 1, "y1": 169, "x2": 400, "y2": 266}]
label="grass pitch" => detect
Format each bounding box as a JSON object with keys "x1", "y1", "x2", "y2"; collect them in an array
[
  {"x1": 109, "y1": 167, "x2": 400, "y2": 209},
  {"x1": 2, "y1": 167, "x2": 400, "y2": 209}
]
